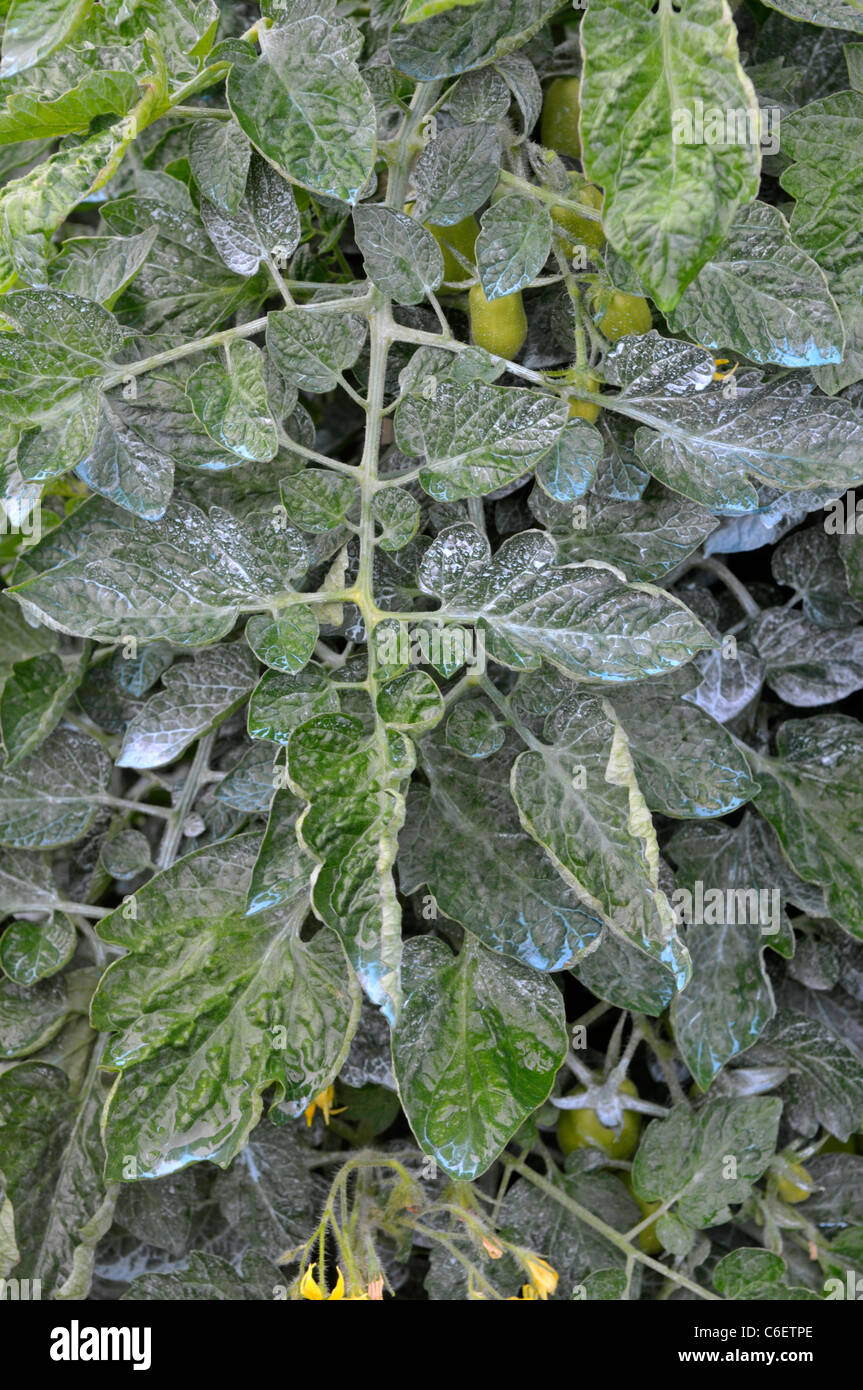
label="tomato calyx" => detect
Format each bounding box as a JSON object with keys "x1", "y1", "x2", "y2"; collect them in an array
[
  {"x1": 555, "y1": 1073, "x2": 642, "y2": 1160},
  {"x1": 552, "y1": 1071, "x2": 637, "y2": 1132}
]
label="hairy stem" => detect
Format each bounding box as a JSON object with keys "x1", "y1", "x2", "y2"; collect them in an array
[
  {"x1": 102, "y1": 795, "x2": 171, "y2": 820},
  {"x1": 498, "y1": 170, "x2": 603, "y2": 222},
  {"x1": 507, "y1": 1157, "x2": 721, "y2": 1300},
  {"x1": 104, "y1": 293, "x2": 372, "y2": 391}
]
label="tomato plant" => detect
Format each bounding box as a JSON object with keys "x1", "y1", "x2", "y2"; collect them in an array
[{"x1": 0, "y1": 0, "x2": 861, "y2": 1313}]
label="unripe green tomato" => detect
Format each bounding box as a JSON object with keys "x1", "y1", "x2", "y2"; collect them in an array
[
  {"x1": 598, "y1": 291, "x2": 653, "y2": 341},
  {"x1": 621, "y1": 1174, "x2": 662, "y2": 1254},
  {"x1": 636, "y1": 1196, "x2": 663, "y2": 1255},
  {"x1": 540, "y1": 76, "x2": 582, "y2": 159},
  {"x1": 568, "y1": 371, "x2": 601, "y2": 423},
  {"x1": 777, "y1": 1160, "x2": 813, "y2": 1205},
  {"x1": 557, "y1": 1078, "x2": 641, "y2": 1159},
  {"x1": 552, "y1": 177, "x2": 605, "y2": 253},
  {"x1": 569, "y1": 399, "x2": 600, "y2": 423},
  {"x1": 469, "y1": 282, "x2": 527, "y2": 359},
  {"x1": 403, "y1": 204, "x2": 478, "y2": 283},
  {"x1": 428, "y1": 214, "x2": 479, "y2": 283}
]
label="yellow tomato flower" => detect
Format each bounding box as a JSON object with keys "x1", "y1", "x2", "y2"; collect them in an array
[
  {"x1": 712, "y1": 356, "x2": 739, "y2": 381},
  {"x1": 303, "y1": 1084, "x2": 346, "y2": 1127},
  {"x1": 693, "y1": 341, "x2": 740, "y2": 382},
  {"x1": 299, "y1": 1263, "x2": 328, "y2": 1300},
  {"x1": 299, "y1": 1265, "x2": 356, "y2": 1300},
  {"x1": 522, "y1": 1255, "x2": 558, "y2": 1300},
  {"x1": 299, "y1": 1264, "x2": 370, "y2": 1300}
]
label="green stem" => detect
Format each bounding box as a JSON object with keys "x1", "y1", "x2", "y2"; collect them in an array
[
  {"x1": 355, "y1": 302, "x2": 390, "y2": 617},
  {"x1": 442, "y1": 673, "x2": 473, "y2": 711},
  {"x1": 411, "y1": 1222, "x2": 503, "y2": 1300},
  {"x1": 277, "y1": 436, "x2": 359, "y2": 476},
  {"x1": 337, "y1": 371, "x2": 369, "y2": 412},
  {"x1": 265, "y1": 253, "x2": 295, "y2": 307},
  {"x1": 498, "y1": 170, "x2": 603, "y2": 222},
  {"x1": 391, "y1": 320, "x2": 605, "y2": 411},
  {"x1": 104, "y1": 294, "x2": 372, "y2": 391},
  {"x1": 387, "y1": 81, "x2": 444, "y2": 211},
  {"x1": 390, "y1": 322, "x2": 548, "y2": 388},
  {"x1": 698, "y1": 557, "x2": 762, "y2": 619},
  {"x1": 156, "y1": 732, "x2": 215, "y2": 870},
  {"x1": 19, "y1": 901, "x2": 111, "y2": 920},
  {"x1": 467, "y1": 496, "x2": 486, "y2": 535},
  {"x1": 168, "y1": 64, "x2": 232, "y2": 107},
  {"x1": 105, "y1": 318, "x2": 267, "y2": 389},
  {"x1": 170, "y1": 104, "x2": 231, "y2": 120},
  {"x1": 353, "y1": 78, "x2": 444, "y2": 652},
  {"x1": 102, "y1": 795, "x2": 171, "y2": 820},
  {"x1": 478, "y1": 675, "x2": 546, "y2": 754},
  {"x1": 634, "y1": 1014, "x2": 688, "y2": 1107},
  {"x1": 572, "y1": 1001, "x2": 612, "y2": 1031},
  {"x1": 426, "y1": 288, "x2": 453, "y2": 337},
  {"x1": 507, "y1": 1157, "x2": 721, "y2": 1300},
  {"x1": 72, "y1": 913, "x2": 110, "y2": 970}
]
